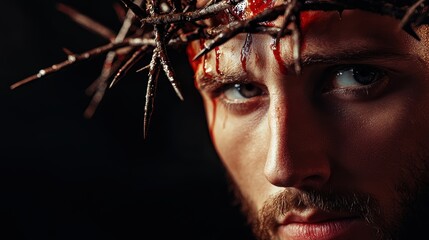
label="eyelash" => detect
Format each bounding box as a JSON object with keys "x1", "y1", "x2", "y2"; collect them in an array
[
  {"x1": 319, "y1": 64, "x2": 390, "y2": 99},
  {"x1": 212, "y1": 82, "x2": 267, "y2": 114}
]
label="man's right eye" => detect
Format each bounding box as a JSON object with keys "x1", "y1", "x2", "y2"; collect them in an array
[
  {"x1": 223, "y1": 83, "x2": 263, "y2": 101},
  {"x1": 320, "y1": 64, "x2": 390, "y2": 100}
]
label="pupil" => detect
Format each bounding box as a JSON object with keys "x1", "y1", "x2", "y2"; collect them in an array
[
  {"x1": 243, "y1": 84, "x2": 255, "y2": 91},
  {"x1": 352, "y1": 67, "x2": 377, "y2": 85},
  {"x1": 236, "y1": 84, "x2": 260, "y2": 98}
]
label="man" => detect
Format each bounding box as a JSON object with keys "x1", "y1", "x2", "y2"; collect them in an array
[
  {"x1": 12, "y1": 0, "x2": 429, "y2": 239},
  {"x1": 185, "y1": 0, "x2": 429, "y2": 239}
]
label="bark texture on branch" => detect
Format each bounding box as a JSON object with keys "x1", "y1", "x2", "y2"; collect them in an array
[{"x1": 11, "y1": 0, "x2": 429, "y2": 138}]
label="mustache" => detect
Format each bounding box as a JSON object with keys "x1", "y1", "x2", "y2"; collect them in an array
[
  {"x1": 263, "y1": 188, "x2": 377, "y2": 215},
  {"x1": 255, "y1": 188, "x2": 382, "y2": 239}
]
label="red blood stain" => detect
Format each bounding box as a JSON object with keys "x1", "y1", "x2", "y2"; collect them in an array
[
  {"x1": 186, "y1": 40, "x2": 213, "y2": 89},
  {"x1": 240, "y1": 33, "x2": 253, "y2": 72},
  {"x1": 185, "y1": 42, "x2": 200, "y2": 90},
  {"x1": 186, "y1": 41, "x2": 207, "y2": 90},
  {"x1": 300, "y1": 11, "x2": 323, "y2": 33},
  {"x1": 271, "y1": 40, "x2": 288, "y2": 75},
  {"x1": 230, "y1": 0, "x2": 276, "y2": 72},
  {"x1": 186, "y1": 41, "x2": 202, "y2": 72},
  {"x1": 248, "y1": 0, "x2": 275, "y2": 16}
]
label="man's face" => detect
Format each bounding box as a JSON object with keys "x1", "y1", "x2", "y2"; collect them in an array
[{"x1": 188, "y1": 6, "x2": 429, "y2": 240}]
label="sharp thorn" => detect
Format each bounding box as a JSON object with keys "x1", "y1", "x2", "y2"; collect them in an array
[{"x1": 192, "y1": 47, "x2": 209, "y2": 61}]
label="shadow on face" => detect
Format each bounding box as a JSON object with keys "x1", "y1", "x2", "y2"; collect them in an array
[{"x1": 188, "y1": 8, "x2": 429, "y2": 240}]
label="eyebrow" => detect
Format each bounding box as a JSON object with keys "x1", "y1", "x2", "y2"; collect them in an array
[
  {"x1": 300, "y1": 50, "x2": 421, "y2": 66},
  {"x1": 197, "y1": 72, "x2": 249, "y2": 91},
  {"x1": 196, "y1": 49, "x2": 422, "y2": 90}
]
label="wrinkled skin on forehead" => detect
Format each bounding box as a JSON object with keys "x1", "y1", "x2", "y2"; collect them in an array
[{"x1": 187, "y1": 2, "x2": 429, "y2": 239}]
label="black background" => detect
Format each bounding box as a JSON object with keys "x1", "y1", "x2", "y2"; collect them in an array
[{"x1": 0, "y1": 1, "x2": 255, "y2": 239}]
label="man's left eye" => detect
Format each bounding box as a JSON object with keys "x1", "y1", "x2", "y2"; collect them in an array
[
  {"x1": 330, "y1": 65, "x2": 386, "y2": 89},
  {"x1": 223, "y1": 83, "x2": 263, "y2": 100}
]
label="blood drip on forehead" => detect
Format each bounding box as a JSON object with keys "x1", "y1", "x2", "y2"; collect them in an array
[
  {"x1": 186, "y1": 0, "x2": 325, "y2": 76},
  {"x1": 248, "y1": 0, "x2": 275, "y2": 16}
]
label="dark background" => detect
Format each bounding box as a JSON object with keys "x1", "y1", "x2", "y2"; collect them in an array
[{"x1": 0, "y1": 1, "x2": 255, "y2": 239}]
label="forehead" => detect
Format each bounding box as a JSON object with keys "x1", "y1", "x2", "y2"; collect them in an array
[
  {"x1": 191, "y1": 7, "x2": 428, "y2": 84},
  {"x1": 190, "y1": 9, "x2": 425, "y2": 76},
  {"x1": 192, "y1": 1, "x2": 426, "y2": 55}
]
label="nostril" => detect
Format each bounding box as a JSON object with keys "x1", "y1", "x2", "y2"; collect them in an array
[
  {"x1": 264, "y1": 152, "x2": 332, "y2": 189},
  {"x1": 301, "y1": 174, "x2": 330, "y2": 189}
]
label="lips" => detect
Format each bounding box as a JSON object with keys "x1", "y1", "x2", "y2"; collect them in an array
[{"x1": 277, "y1": 209, "x2": 362, "y2": 240}]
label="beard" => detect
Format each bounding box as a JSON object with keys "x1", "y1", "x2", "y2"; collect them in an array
[{"x1": 225, "y1": 152, "x2": 429, "y2": 240}]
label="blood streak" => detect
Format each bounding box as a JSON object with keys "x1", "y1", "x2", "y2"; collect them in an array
[
  {"x1": 186, "y1": 42, "x2": 202, "y2": 72},
  {"x1": 248, "y1": 0, "x2": 275, "y2": 16},
  {"x1": 271, "y1": 39, "x2": 287, "y2": 75},
  {"x1": 300, "y1": 11, "x2": 323, "y2": 33},
  {"x1": 186, "y1": 40, "x2": 205, "y2": 90},
  {"x1": 240, "y1": 33, "x2": 253, "y2": 72},
  {"x1": 230, "y1": 0, "x2": 275, "y2": 71}
]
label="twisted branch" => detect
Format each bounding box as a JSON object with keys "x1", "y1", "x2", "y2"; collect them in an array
[{"x1": 11, "y1": 0, "x2": 429, "y2": 138}]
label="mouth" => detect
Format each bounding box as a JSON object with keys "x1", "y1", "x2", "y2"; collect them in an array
[{"x1": 277, "y1": 209, "x2": 363, "y2": 240}]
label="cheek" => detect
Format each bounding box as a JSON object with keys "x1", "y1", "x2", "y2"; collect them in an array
[
  {"x1": 330, "y1": 92, "x2": 429, "y2": 192},
  {"x1": 205, "y1": 98, "x2": 272, "y2": 203},
  {"x1": 348, "y1": 100, "x2": 429, "y2": 222}
]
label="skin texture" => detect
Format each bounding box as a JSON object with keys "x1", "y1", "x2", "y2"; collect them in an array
[{"x1": 188, "y1": 8, "x2": 429, "y2": 240}]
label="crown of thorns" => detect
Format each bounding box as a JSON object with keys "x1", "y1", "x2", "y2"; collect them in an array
[{"x1": 11, "y1": 0, "x2": 429, "y2": 138}]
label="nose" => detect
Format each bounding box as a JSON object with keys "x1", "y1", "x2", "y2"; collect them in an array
[{"x1": 264, "y1": 91, "x2": 331, "y2": 189}]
